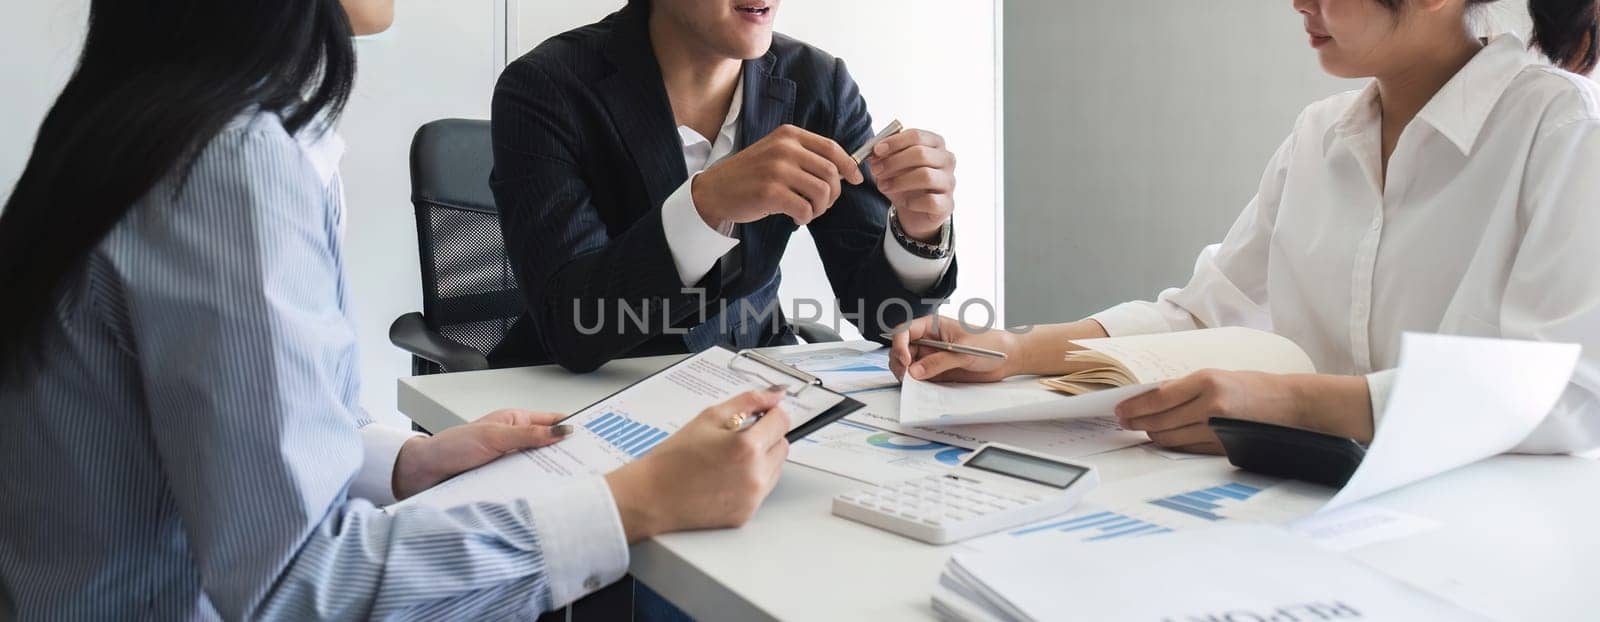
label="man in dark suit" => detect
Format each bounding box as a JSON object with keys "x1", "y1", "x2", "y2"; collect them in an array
[{"x1": 489, "y1": 0, "x2": 960, "y2": 373}]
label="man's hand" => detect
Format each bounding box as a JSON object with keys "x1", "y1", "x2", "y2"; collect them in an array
[
  {"x1": 603, "y1": 389, "x2": 792, "y2": 542},
  {"x1": 867, "y1": 129, "x2": 956, "y2": 241},
  {"x1": 691, "y1": 124, "x2": 865, "y2": 228},
  {"x1": 392, "y1": 409, "x2": 573, "y2": 500}
]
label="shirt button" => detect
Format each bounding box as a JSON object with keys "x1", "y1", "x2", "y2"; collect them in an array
[{"x1": 584, "y1": 576, "x2": 602, "y2": 590}]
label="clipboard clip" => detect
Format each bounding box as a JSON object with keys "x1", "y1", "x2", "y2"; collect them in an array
[{"x1": 729, "y1": 350, "x2": 824, "y2": 397}]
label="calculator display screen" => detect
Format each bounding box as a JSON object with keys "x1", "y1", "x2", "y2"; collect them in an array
[{"x1": 964, "y1": 447, "x2": 1087, "y2": 489}]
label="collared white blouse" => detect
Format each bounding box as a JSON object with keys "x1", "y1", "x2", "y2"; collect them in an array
[{"x1": 1092, "y1": 34, "x2": 1600, "y2": 453}]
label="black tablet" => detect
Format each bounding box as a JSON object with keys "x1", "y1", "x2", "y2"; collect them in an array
[{"x1": 1208, "y1": 417, "x2": 1365, "y2": 488}]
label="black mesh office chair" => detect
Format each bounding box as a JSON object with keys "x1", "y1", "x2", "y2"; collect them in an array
[
  {"x1": 389, "y1": 119, "x2": 519, "y2": 376},
  {"x1": 390, "y1": 118, "x2": 842, "y2": 379}
]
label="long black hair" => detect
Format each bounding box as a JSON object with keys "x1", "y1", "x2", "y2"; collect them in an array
[
  {"x1": 0, "y1": 0, "x2": 357, "y2": 378},
  {"x1": 1378, "y1": 0, "x2": 1600, "y2": 74}
]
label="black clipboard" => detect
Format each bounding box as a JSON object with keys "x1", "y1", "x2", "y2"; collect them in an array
[{"x1": 556, "y1": 346, "x2": 866, "y2": 444}]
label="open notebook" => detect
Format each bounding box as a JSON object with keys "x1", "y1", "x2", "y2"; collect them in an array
[
  {"x1": 1040, "y1": 326, "x2": 1315, "y2": 394},
  {"x1": 899, "y1": 327, "x2": 1316, "y2": 426}
]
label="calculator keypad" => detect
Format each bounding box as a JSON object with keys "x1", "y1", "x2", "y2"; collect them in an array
[{"x1": 839, "y1": 475, "x2": 1034, "y2": 526}]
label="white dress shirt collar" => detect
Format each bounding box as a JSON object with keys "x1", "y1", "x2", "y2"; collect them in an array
[
  {"x1": 1325, "y1": 34, "x2": 1539, "y2": 156},
  {"x1": 678, "y1": 69, "x2": 745, "y2": 172}
]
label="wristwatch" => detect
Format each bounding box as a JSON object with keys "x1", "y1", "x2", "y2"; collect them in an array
[{"x1": 888, "y1": 206, "x2": 953, "y2": 259}]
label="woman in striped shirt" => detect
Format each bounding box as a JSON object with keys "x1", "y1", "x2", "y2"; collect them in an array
[{"x1": 0, "y1": 1, "x2": 791, "y2": 618}]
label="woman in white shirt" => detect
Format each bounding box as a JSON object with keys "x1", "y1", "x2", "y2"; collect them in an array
[{"x1": 891, "y1": 0, "x2": 1600, "y2": 455}]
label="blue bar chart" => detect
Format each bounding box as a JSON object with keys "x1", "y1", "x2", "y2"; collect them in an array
[
  {"x1": 1146, "y1": 482, "x2": 1263, "y2": 521},
  {"x1": 584, "y1": 412, "x2": 670, "y2": 458},
  {"x1": 1008, "y1": 510, "x2": 1173, "y2": 542}
]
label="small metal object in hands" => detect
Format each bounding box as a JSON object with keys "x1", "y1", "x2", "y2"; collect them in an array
[{"x1": 851, "y1": 119, "x2": 903, "y2": 164}]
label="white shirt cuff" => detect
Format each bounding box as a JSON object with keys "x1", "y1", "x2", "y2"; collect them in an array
[
  {"x1": 1089, "y1": 302, "x2": 1177, "y2": 337},
  {"x1": 525, "y1": 475, "x2": 631, "y2": 609},
  {"x1": 883, "y1": 222, "x2": 953, "y2": 293},
  {"x1": 354, "y1": 424, "x2": 425, "y2": 506},
  {"x1": 662, "y1": 173, "x2": 740, "y2": 287},
  {"x1": 1365, "y1": 368, "x2": 1399, "y2": 434}
]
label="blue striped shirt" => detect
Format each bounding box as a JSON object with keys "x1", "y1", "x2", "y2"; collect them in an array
[{"x1": 0, "y1": 113, "x2": 628, "y2": 619}]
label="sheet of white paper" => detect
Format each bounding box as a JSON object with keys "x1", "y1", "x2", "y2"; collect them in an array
[
  {"x1": 899, "y1": 375, "x2": 1157, "y2": 426},
  {"x1": 393, "y1": 348, "x2": 845, "y2": 511},
  {"x1": 949, "y1": 525, "x2": 1484, "y2": 622},
  {"x1": 1291, "y1": 503, "x2": 1441, "y2": 552},
  {"x1": 964, "y1": 460, "x2": 1330, "y2": 553},
  {"x1": 1142, "y1": 443, "x2": 1214, "y2": 461},
  {"x1": 772, "y1": 346, "x2": 899, "y2": 395},
  {"x1": 847, "y1": 405, "x2": 1148, "y2": 459},
  {"x1": 1324, "y1": 333, "x2": 1581, "y2": 511},
  {"x1": 787, "y1": 419, "x2": 973, "y2": 485}
]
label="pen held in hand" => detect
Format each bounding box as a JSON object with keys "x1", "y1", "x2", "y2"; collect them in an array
[
  {"x1": 851, "y1": 119, "x2": 903, "y2": 164},
  {"x1": 879, "y1": 333, "x2": 1009, "y2": 361},
  {"x1": 730, "y1": 384, "x2": 787, "y2": 431}
]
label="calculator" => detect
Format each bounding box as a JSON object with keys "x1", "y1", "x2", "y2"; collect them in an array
[{"x1": 832, "y1": 443, "x2": 1099, "y2": 544}]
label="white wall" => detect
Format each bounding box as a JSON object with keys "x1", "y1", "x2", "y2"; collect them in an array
[
  {"x1": 514, "y1": 0, "x2": 1004, "y2": 338},
  {"x1": 0, "y1": 1, "x2": 86, "y2": 193},
  {"x1": 339, "y1": 0, "x2": 502, "y2": 424},
  {"x1": 1003, "y1": 1, "x2": 1359, "y2": 325}
]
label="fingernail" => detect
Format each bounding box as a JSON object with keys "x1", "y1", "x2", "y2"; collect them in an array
[
  {"x1": 766, "y1": 384, "x2": 786, "y2": 393},
  {"x1": 910, "y1": 364, "x2": 925, "y2": 379},
  {"x1": 552, "y1": 424, "x2": 574, "y2": 437}
]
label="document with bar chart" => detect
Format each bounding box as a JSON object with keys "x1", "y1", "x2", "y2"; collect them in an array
[
  {"x1": 397, "y1": 347, "x2": 861, "y2": 512},
  {"x1": 964, "y1": 461, "x2": 1330, "y2": 553}
]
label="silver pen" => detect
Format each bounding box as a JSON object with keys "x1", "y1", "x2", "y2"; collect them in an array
[
  {"x1": 851, "y1": 119, "x2": 904, "y2": 164},
  {"x1": 880, "y1": 333, "x2": 1009, "y2": 360}
]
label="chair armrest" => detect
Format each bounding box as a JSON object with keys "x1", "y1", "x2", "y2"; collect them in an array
[
  {"x1": 794, "y1": 320, "x2": 844, "y2": 344},
  {"x1": 389, "y1": 312, "x2": 490, "y2": 373}
]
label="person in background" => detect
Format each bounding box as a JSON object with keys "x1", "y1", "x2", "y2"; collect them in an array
[
  {"x1": 489, "y1": 0, "x2": 961, "y2": 372},
  {"x1": 0, "y1": 0, "x2": 793, "y2": 618},
  {"x1": 892, "y1": 0, "x2": 1600, "y2": 456}
]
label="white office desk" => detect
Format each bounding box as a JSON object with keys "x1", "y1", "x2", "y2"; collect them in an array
[{"x1": 399, "y1": 342, "x2": 1600, "y2": 621}]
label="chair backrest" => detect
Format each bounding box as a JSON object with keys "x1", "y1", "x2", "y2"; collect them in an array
[{"x1": 409, "y1": 119, "x2": 523, "y2": 374}]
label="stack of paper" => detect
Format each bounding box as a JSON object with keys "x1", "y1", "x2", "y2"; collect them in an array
[{"x1": 932, "y1": 525, "x2": 1482, "y2": 622}]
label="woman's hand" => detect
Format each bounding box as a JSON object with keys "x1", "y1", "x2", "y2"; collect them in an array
[
  {"x1": 888, "y1": 315, "x2": 1020, "y2": 383},
  {"x1": 1114, "y1": 371, "x2": 1374, "y2": 454},
  {"x1": 392, "y1": 409, "x2": 574, "y2": 500},
  {"x1": 603, "y1": 389, "x2": 793, "y2": 542}
]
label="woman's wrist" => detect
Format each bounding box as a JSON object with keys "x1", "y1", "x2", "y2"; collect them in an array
[
  {"x1": 391, "y1": 436, "x2": 437, "y2": 501},
  {"x1": 1012, "y1": 331, "x2": 1059, "y2": 377},
  {"x1": 1012, "y1": 320, "x2": 1108, "y2": 377},
  {"x1": 605, "y1": 465, "x2": 664, "y2": 543},
  {"x1": 1287, "y1": 374, "x2": 1375, "y2": 443}
]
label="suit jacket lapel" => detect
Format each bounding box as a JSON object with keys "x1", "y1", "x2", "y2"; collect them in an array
[
  {"x1": 733, "y1": 52, "x2": 797, "y2": 279},
  {"x1": 737, "y1": 51, "x2": 796, "y2": 150},
  {"x1": 594, "y1": 10, "x2": 686, "y2": 216}
]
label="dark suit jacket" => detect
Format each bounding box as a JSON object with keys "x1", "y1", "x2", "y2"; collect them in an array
[{"x1": 488, "y1": 3, "x2": 958, "y2": 372}]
